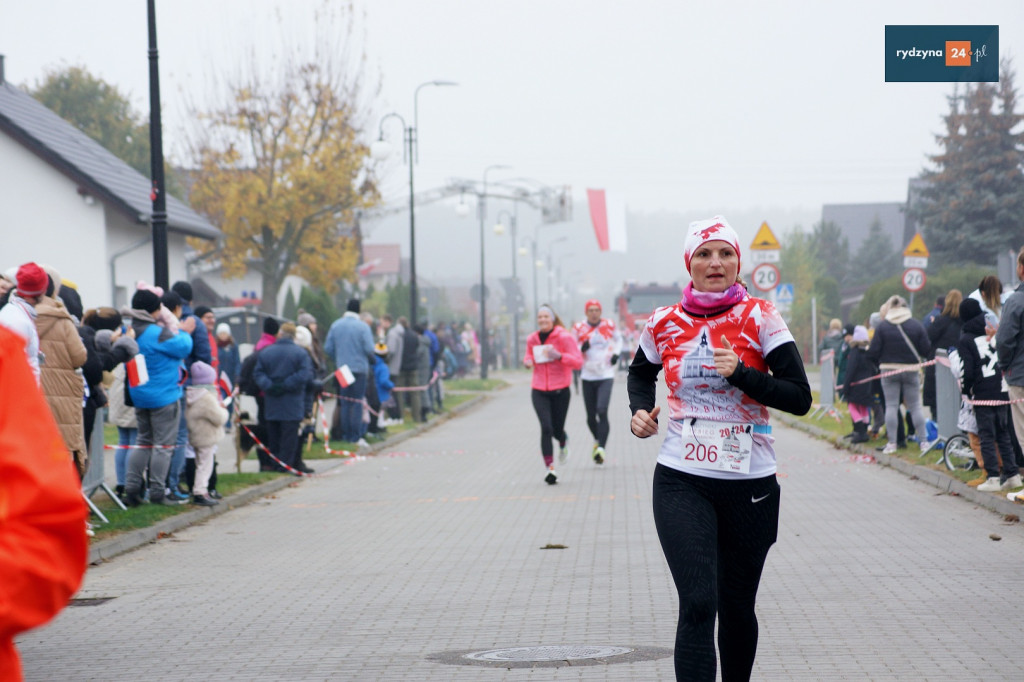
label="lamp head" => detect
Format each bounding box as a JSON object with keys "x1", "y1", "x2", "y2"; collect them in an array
[{"x1": 370, "y1": 139, "x2": 392, "y2": 160}]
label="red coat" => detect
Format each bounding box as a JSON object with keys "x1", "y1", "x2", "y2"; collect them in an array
[
  {"x1": 524, "y1": 325, "x2": 583, "y2": 391},
  {"x1": 0, "y1": 327, "x2": 88, "y2": 681}
]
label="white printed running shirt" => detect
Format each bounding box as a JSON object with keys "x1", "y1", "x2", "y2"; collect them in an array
[
  {"x1": 638, "y1": 295, "x2": 794, "y2": 479},
  {"x1": 573, "y1": 318, "x2": 622, "y2": 381}
]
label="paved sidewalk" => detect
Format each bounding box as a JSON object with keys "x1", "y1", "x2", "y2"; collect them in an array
[{"x1": 18, "y1": 371, "x2": 1024, "y2": 680}]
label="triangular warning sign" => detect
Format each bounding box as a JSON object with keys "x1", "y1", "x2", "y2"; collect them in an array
[
  {"x1": 903, "y1": 232, "x2": 930, "y2": 258},
  {"x1": 750, "y1": 221, "x2": 781, "y2": 250}
]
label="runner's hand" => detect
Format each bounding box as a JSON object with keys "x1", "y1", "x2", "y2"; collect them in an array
[
  {"x1": 631, "y1": 406, "x2": 660, "y2": 438},
  {"x1": 714, "y1": 335, "x2": 739, "y2": 378},
  {"x1": 548, "y1": 348, "x2": 561, "y2": 360}
]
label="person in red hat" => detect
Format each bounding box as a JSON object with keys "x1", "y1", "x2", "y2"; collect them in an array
[
  {"x1": 572, "y1": 299, "x2": 623, "y2": 465},
  {"x1": 0, "y1": 326, "x2": 88, "y2": 681},
  {"x1": 0, "y1": 262, "x2": 50, "y2": 382}
]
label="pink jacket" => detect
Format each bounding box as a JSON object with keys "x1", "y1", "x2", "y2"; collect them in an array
[{"x1": 524, "y1": 326, "x2": 583, "y2": 391}]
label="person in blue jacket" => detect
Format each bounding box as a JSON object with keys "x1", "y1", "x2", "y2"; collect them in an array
[
  {"x1": 254, "y1": 323, "x2": 314, "y2": 473},
  {"x1": 123, "y1": 289, "x2": 194, "y2": 506}
]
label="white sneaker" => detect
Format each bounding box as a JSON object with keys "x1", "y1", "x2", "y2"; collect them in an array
[
  {"x1": 356, "y1": 438, "x2": 370, "y2": 449},
  {"x1": 1001, "y1": 474, "x2": 1023, "y2": 490},
  {"x1": 919, "y1": 439, "x2": 938, "y2": 453},
  {"x1": 558, "y1": 441, "x2": 570, "y2": 464},
  {"x1": 881, "y1": 443, "x2": 898, "y2": 455},
  {"x1": 545, "y1": 466, "x2": 558, "y2": 485},
  {"x1": 1007, "y1": 491, "x2": 1024, "y2": 504},
  {"x1": 977, "y1": 477, "x2": 1003, "y2": 492}
]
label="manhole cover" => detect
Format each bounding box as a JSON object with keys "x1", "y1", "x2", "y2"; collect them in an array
[
  {"x1": 429, "y1": 645, "x2": 672, "y2": 668},
  {"x1": 466, "y1": 645, "x2": 632, "y2": 662}
]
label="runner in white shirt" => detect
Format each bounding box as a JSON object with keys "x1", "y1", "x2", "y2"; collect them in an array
[
  {"x1": 572, "y1": 299, "x2": 622, "y2": 464},
  {"x1": 627, "y1": 216, "x2": 811, "y2": 680}
]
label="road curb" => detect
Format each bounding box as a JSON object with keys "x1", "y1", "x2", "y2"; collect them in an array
[
  {"x1": 88, "y1": 394, "x2": 487, "y2": 564},
  {"x1": 772, "y1": 409, "x2": 1024, "y2": 520}
]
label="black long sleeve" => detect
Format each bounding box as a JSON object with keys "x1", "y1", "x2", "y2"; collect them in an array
[
  {"x1": 627, "y1": 341, "x2": 812, "y2": 417},
  {"x1": 725, "y1": 341, "x2": 812, "y2": 415},
  {"x1": 627, "y1": 346, "x2": 662, "y2": 415}
]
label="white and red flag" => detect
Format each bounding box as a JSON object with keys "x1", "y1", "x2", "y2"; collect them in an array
[
  {"x1": 126, "y1": 354, "x2": 149, "y2": 387},
  {"x1": 334, "y1": 364, "x2": 355, "y2": 388},
  {"x1": 586, "y1": 189, "x2": 628, "y2": 253}
]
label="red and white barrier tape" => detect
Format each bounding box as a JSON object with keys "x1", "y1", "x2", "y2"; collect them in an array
[
  {"x1": 237, "y1": 422, "x2": 315, "y2": 477},
  {"x1": 838, "y1": 359, "x2": 937, "y2": 389},
  {"x1": 102, "y1": 443, "x2": 176, "y2": 451},
  {"x1": 316, "y1": 396, "x2": 359, "y2": 457}
]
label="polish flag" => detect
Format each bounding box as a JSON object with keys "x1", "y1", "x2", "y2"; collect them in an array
[
  {"x1": 357, "y1": 259, "x2": 382, "y2": 278},
  {"x1": 586, "y1": 189, "x2": 628, "y2": 253},
  {"x1": 334, "y1": 364, "x2": 355, "y2": 388},
  {"x1": 126, "y1": 354, "x2": 149, "y2": 387}
]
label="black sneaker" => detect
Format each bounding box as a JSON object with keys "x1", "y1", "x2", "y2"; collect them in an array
[
  {"x1": 545, "y1": 467, "x2": 558, "y2": 485},
  {"x1": 192, "y1": 494, "x2": 219, "y2": 507},
  {"x1": 593, "y1": 447, "x2": 605, "y2": 465},
  {"x1": 208, "y1": 490, "x2": 223, "y2": 500}
]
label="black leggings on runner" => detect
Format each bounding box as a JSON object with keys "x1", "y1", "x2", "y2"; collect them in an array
[
  {"x1": 531, "y1": 387, "x2": 571, "y2": 458},
  {"x1": 581, "y1": 378, "x2": 613, "y2": 447},
  {"x1": 652, "y1": 464, "x2": 780, "y2": 681}
]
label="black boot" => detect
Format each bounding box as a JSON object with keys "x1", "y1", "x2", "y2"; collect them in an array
[{"x1": 850, "y1": 421, "x2": 869, "y2": 444}]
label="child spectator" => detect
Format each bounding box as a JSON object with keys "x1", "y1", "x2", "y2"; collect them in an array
[
  {"x1": 842, "y1": 326, "x2": 876, "y2": 443},
  {"x1": 185, "y1": 361, "x2": 228, "y2": 506}
]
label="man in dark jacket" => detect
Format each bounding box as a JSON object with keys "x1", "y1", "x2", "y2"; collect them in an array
[
  {"x1": 961, "y1": 298, "x2": 1022, "y2": 492},
  {"x1": 398, "y1": 317, "x2": 423, "y2": 422},
  {"x1": 997, "y1": 247, "x2": 1024, "y2": 504},
  {"x1": 253, "y1": 323, "x2": 314, "y2": 473}
]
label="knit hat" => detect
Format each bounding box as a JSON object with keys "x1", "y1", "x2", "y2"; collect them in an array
[
  {"x1": 94, "y1": 329, "x2": 114, "y2": 353},
  {"x1": 15, "y1": 262, "x2": 48, "y2": 297},
  {"x1": 263, "y1": 317, "x2": 280, "y2": 335},
  {"x1": 295, "y1": 325, "x2": 312, "y2": 349},
  {"x1": 161, "y1": 290, "x2": 183, "y2": 312},
  {"x1": 297, "y1": 312, "x2": 316, "y2": 327},
  {"x1": 959, "y1": 297, "x2": 983, "y2": 322},
  {"x1": 584, "y1": 299, "x2": 601, "y2": 312},
  {"x1": 215, "y1": 323, "x2": 232, "y2": 337},
  {"x1": 189, "y1": 360, "x2": 217, "y2": 385},
  {"x1": 683, "y1": 216, "x2": 741, "y2": 274},
  {"x1": 171, "y1": 281, "x2": 193, "y2": 302},
  {"x1": 194, "y1": 305, "x2": 213, "y2": 319},
  {"x1": 346, "y1": 298, "x2": 361, "y2": 313},
  {"x1": 842, "y1": 323, "x2": 856, "y2": 337},
  {"x1": 131, "y1": 288, "x2": 162, "y2": 313},
  {"x1": 374, "y1": 341, "x2": 389, "y2": 355},
  {"x1": 852, "y1": 325, "x2": 869, "y2": 343}
]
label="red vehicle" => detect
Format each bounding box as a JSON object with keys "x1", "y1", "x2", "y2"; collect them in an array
[{"x1": 615, "y1": 282, "x2": 682, "y2": 331}]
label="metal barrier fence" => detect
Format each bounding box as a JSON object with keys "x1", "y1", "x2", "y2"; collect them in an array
[
  {"x1": 810, "y1": 349, "x2": 840, "y2": 420},
  {"x1": 933, "y1": 349, "x2": 960, "y2": 441},
  {"x1": 82, "y1": 408, "x2": 125, "y2": 523}
]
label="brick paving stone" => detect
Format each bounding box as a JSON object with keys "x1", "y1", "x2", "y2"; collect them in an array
[{"x1": 17, "y1": 370, "x2": 1024, "y2": 680}]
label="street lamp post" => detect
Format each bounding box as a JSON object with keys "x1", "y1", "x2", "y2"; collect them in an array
[
  {"x1": 146, "y1": 0, "x2": 168, "y2": 289},
  {"x1": 495, "y1": 208, "x2": 520, "y2": 365},
  {"x1": 478, "y1": 164, "x2": 510, "y2": 380},
  {"x1": 372, "y1": 80, "x2": 456, "y2": 328}
]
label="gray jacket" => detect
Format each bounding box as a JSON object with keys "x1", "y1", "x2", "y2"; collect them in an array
[{"x1": 997, "y1": 282, "x2": 1024, "y2": 387}]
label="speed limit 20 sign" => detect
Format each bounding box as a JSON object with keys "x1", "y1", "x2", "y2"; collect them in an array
[
  {"x1": 902, "y1": 268, "x2": 926, "y2": 293},
  {"x1": 752, "y1": 263, "x2": 780, "y2": 292}
]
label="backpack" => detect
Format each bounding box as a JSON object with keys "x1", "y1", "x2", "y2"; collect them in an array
[{"x1": 238, "y1": 351, "x2": 262, "y2": 396}]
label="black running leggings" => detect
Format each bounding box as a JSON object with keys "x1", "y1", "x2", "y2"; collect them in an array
[
  {"x1": 652, "y1": 464, "x2": 780, "y2": 681},
  {"x1": 531, "y1": 387, "x2": 571, "y2": 458},
  {"x1": 582, "y1": 378, "x2": 613, "y2": 447}
]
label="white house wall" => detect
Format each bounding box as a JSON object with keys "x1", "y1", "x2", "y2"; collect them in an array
[
  {"x1": 0, "y1": 130, "x2": 192, "y2": 309},
  {"x1": 0, "y1": 130, "x2": 106, "y2": 303}
]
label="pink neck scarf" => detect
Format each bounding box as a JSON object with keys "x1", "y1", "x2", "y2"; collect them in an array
[{"x1": 680, "y1": 282, "x2": 747, "y2": 315}]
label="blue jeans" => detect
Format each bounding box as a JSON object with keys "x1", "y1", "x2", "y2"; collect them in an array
[
  {"x1": 115, "y1": 427, "x2": 137, "y2": 486},
  {"x1": 338, "y1": 372, "x2": 368, "y2": 442},
  {"x1": 168, "y1": 396, "x2": 188, "y2": 491}
]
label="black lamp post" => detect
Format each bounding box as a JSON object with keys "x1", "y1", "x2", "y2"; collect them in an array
[
  {"x1": 478, "y1": 165, "x2": 510, "y2": 379},
  {"x1": 494, "y1": 208, "x2": 520, "y2": 365},
  {"x1": 147, "y1": 0, "x2": 168, "y2": 289},
  {"x1": 372, "y1": 81, "x2": 456, "y2": 329}
]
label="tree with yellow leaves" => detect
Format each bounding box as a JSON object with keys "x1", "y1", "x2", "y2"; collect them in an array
[{"x1": 185, "y1": 2, "x2": 379, "y2": 313}]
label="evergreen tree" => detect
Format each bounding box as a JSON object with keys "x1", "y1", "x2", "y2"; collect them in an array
[
  {"x1": 809, "y1": 220, "x2": 850, "y2": 288},
  {"x1": 297, "y1": 286, "x2": 340, "y2": 333},
  {"x1": 913, "y1": 60, "x2": 1024, "y2": 267},
  {"x1": 848, "y1": 218, "x2": 901, "y2": 287}
]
